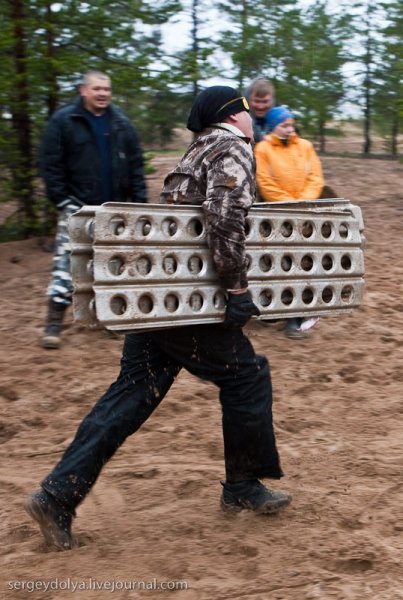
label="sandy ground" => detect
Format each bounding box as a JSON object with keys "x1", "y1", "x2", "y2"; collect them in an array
[{"x1": 1, "y1": 154, "x2": 403, "y2": 600}]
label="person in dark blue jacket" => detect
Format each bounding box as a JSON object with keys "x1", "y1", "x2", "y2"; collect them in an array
[
  {"x1": 40, "y1": 71, "x2": 147, "y2": 349},
  {"x1": 244, "y1": 77, "x2": 275, "y2": 143}
]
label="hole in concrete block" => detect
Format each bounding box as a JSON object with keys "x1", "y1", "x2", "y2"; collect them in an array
[
  {"x1": 188, "y1": 255, "x2": 203, "y2": 275},
  {"x1": 281, "y1": 255, "x2": 293, "y2": 272},
  {"x1": 108, "y1": 255, "x2": 125, "y2": 276},
  {"x1": 259, "y1": 220, "x2": 272, "y2": 238},
  {"x1": 259, "y1": 289, "x2": 272, "y2": 307},
  {"x1": 135, "y1": 217, "x2": 152, "y2": 236},
  {"x1": 281, "y1": 288, "x2": 294, "y2": 305},
  {"x1": 110, "y1": 295, "x2": 127, "y2": 315},
  {"x1": 86, "y1": 259, "x2": 94, "y2": 277},
  {"x1": 163, "y1": 255, "x2": 177, "y2": 275},
  {"x1": 322, "y1": 287, "x2": 334, "y2": 303},
  {"x1": 245, "y1": 254, "x2": 252, "y2": 271},
  {"x1": 301, "y1": 255, "x2": 314, "y2": 271},
  {"x1": 245, "y1": 219, "x2": 251, "y2": 237},
  {"x1": 302, "y1": 288, "x2": 314, "y2": 304},
  {"x1": 302, "y1": 221, "x2": 314, "y2": 238},
  {"x1": 164, "y1": 294, "x2": 179, "y2": 313},
  {"x1": 109, "y1": 216, "x2": 126, "y2": 236},
  {"x1": 136, "y1": 255, "x2": 152, "y2": 275},
  {"x1": 189, "y1": 292, "x2": 204, "y2": 311},
  {"x1": 281, "y1": 221, "x2": 293, "y2": 238},
  {"x1": 138, "y1": 294, "x2": 153, "y2": 313},
  {"x1": 85, "y1": 219, "x2": 95, "y2": 239},
  {"x1": 162, "y1": 218, "x2": 178, "y2": 236},
  {"x1": 341, "y1": 285, "x2": 354, "y2": 303},
  {"x1": 322, "y1": 254, "x2": 334, "y2": 271},
  {"x1": 339, "y1": 222, "x2": 349, "y2": 239},
  {"x1": 259, "y1": 254, "x2": 272, "y2": 272},
  {"x1": 321, "y1": 221, "x2": 333, "y2": 239},
  {"x1": 89, "y1": 298, "x2": 96, "y2": 316},
  {"x1": 341, "y1": 254, "x2": 352, "y2": 270},
  {"x1": 187, "y1": 218, "x2": 204, "y2": 237}
]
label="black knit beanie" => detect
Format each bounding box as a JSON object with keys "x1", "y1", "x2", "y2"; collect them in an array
[{"x1": 187, "y1": 85, "x2": 250, "y2": 133}]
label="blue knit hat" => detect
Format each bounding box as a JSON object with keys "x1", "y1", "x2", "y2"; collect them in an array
[{"x1": 266, "y1": 106, "x2": 294, "y2": 132}]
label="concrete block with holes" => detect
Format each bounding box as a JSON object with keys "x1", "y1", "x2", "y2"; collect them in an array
[{"x1": 68, "y1": 199, "x2": 365, "y2": 332}]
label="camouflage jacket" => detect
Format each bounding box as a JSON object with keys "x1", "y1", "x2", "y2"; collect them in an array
[{"x1": 160, "y1": 126, "x2": 256, "y2": 290}]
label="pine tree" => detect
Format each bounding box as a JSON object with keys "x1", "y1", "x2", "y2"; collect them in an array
[
  {"x1": 372, "y1": 0, "x2": 403, "y2": 155},
  {"x1": 341, "y1": 0, "x2": 386, "y2": 154},
  {"x1": 168, "y1": 0, "x2": 218, "y2": 99},
  {"x1": 0, "y1": 0, "x2": 182, "y2": 234},
  {"x1": 217, "y1": 0, "x2": 301, "y2": 90},
  {"x1": 289, "y1": 1, "x2": 349, "y2": 152},
  {"x1": 1, "y1": 0, "x2": 35, "y2": 233}
]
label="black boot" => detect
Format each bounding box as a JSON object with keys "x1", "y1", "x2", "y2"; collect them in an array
[
  {"x1": 42, "y1": 299, "x2": 67, "y2": 349},
  {"x1": 220, "y1": 479, "x2": 292, "y2": 514},
  {"x1": 25, "y1": 489, "x2": 76, "y2": 551}
]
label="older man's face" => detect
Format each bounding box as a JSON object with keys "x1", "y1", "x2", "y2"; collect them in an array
[
  {"x1": 233, "y1": 110, "x2": 254, "y2": 141},
  {"x1": 80, "y1": 75, "x2": 112, "y2": 115}
]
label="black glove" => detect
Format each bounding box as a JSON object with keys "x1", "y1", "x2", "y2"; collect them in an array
[{"x1": 223, "y1": 291, "x2": 261, "y2": 329}]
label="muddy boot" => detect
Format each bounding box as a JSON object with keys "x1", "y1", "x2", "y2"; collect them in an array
[
  {"x1": 42, "y1": 299, "x2": 67, "y2": 349},
  {"x1": 25, "y1": 489, "x2": 76, "y2": 551},
  {"x1": 220, "y1": 479, "x2": 292, "y2": 514}
]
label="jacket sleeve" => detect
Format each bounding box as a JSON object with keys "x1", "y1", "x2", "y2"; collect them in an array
[
  {"x1": 255, "y1": 141, "x2": 296, "y2": 202},
  {"x1": 40, "y1": 114, "x2": 73, "y2": 209},
  {"x1": 126, "y1": 124, "x2": 148, "y2": 203},
  {"x1": 298, "y1": 142, "x2": 324, "y2": 200},
  {"x1": 202, "y1": 140, "x2": 255, "y2": 290}
]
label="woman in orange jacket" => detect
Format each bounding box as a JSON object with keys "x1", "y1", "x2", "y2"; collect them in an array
[
  {"x1": 255, "y1": 106, "x2": 323, "y2": 338},
  {"x1": 255, "y1": 106, "x2": 324, "y2": 202}
]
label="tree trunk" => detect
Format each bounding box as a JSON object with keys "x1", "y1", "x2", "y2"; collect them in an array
[
  {"x1": 45, "y1": 2, "x2": 60, "y2": 117},
  {"x1": 191, "y1": 0, "x2": 199, "y2": 100},
  {"x1": 363, "y1": 66, "x2": 371, "y2": 154},
  {"x1": 9, "y1": 0, "x2": 35, "y2": 231},
  {"x1": 362, "y1": 4, "x2": 372, "y2": 155},
  {"x1": 319, "y1": 119, "x2": 326, "y2": 153},
  {"x1": 391, "y1": 113, "x2": 398, "y2": 157},
  {"x1": 238, "y1": 0, "x2": 248, "y2": 90}
]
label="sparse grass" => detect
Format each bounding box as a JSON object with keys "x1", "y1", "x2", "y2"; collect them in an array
[{"x1": 0, "y1": 217, "x2": 26, "y2": 242}]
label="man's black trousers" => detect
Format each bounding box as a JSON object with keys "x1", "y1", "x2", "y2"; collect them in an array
[{"x1": 42, "y1": 324, "x2": 283, "y2": 511}]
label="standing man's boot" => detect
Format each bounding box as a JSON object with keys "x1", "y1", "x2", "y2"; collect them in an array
[{"x1": 42, "y1": 299, "x2": 67, "y2": 349}]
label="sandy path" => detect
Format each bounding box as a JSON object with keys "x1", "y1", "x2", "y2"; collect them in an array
[{"x1": 1, "y1": 155, "x2": 402, "y2": 599}]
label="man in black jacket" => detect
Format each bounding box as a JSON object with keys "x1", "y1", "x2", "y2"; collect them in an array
[{"x1": 41, "y1": 71, "x2": 147, "y2": 349}]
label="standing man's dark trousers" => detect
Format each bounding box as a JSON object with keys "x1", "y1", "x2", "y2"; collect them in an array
[{"x1": 42, "y1": 325, "x2": 283, "y2": 512}]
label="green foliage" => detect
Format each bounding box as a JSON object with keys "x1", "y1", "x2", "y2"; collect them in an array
[
  {"x1": 371, "y1": 0, "x2": 403, "y2": 155},
  {"x1": 0, "y1": 0, "x2": 183, "y2": 239},
  {"x1": 0, "y1": 0, "x2": 402, "y2": 240},
  {"x1": 288, "y1": 1, "x2": 349, "y2": 149},
  {"x1": 143, "y1": 152, "x2": 157, "y2": 175},
  {"x1": 217, "y1": 0, "x2": 301, "y2": 89},
  {"x1": 0, "y1": 191, "x2": 56, "y2": 241}
]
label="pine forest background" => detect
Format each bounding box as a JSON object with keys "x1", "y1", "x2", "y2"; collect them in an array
[{"x1": 0, "y1": 0, "x2": 402, "y2": 237}]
